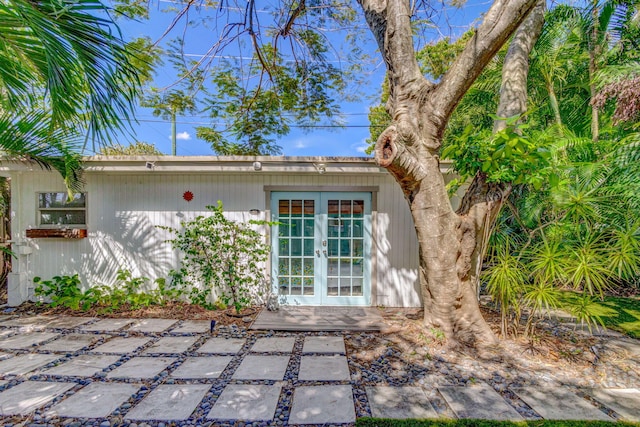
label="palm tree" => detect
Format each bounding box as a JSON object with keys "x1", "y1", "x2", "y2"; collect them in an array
[{"x1": 0, "y1": 0, "x2": 141, "y2": 188}]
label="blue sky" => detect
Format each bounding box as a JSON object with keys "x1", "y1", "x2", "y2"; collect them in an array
[{"x1": 105, "y1": 1, "x2": 491, "y2": 157}]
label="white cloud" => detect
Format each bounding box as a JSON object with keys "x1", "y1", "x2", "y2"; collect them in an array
[
  {"x1": 171, "y1": 131, "x2": 191, "y2": 141},
  {"x1": 352, "y1": 139, "x2": 371, "y2": 155},
  {"x1": 294, "y1": 140, "x2": 307, "y2": 149}
]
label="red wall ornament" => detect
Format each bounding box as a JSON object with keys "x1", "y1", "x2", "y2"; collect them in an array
[{"x1": 183, "y1": 191, "x2": 194, "y2": 202}]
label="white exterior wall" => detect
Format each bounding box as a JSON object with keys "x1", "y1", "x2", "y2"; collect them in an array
[{"x1": 7, "y1": 158, "x2": 459, "y2": 307}]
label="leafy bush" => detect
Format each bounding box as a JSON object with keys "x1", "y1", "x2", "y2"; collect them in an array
[
  {"x1": 161, "y1": 201, "x2": 272, "y2": 312},
  {"x1": 34, "y1": 269, "x2": 182, "y2": 312}
]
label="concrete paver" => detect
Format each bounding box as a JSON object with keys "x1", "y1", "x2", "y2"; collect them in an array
[
  {"x1": 591, "y1": 388, "x2": 640, "y2": 421},
  {"x1": 0, "y1": 353, "x2": 61, "y2": 376},
  {"x1": 289, "y1": 385, "x2": 356, "y2": 424},
  {"x1": 299, "y1": 355, "x2": 350, "y2": 381},
  {"x1": 603, "y1": 338, "x2": 640, "y2": 357},
  {"x1": 0, "y1": 329, "x2": 14, "y2": 338},
  {"x1": 302, "y1": 336, "x2": 345, "y2": 353},
  {"x1": 0, "y1": 315, "x2": 55, "y2": 328},
  {"x1": 208, "y1": 384, "x2": 282, "y2": 421},
  {"x1": 197, "y1": 337, "x2": 246, "y2": 354},
  {"x1": 81, "y1": 318, "x2": 134, "y2": 332},
  {"x1": 124, "y1": 384, "x2": 210, "y2": 421},
  {"x1": 142, "y1": 336, "x2": 199, "y2": 354},
  {"x1": 170, "y1": 356, "x2": 233, "y2": 379},
  {"x1": 512, "y1": 387, "x2": 612, "y2": 421},
  {"x1": 45, "y1": 383, "x2": 140, "y2": 418},
  {"x1": 0, "y1": 380, "x2": 75, "y2": 415},
  {"x1": 439, "y1": 383, "x2": 523, "y2": 421},
  {"x1": 170, "y1": 320, "x2": 211, "y2": 334},
  {"x1": 39, "y1": 334, "x2": 102, "y2": 352},
  {"x1": 232, "y1": 355, "x2": 290, "y2": 380},
  {"x1": 0, "y1": 332, "x2": 59, "y2": 349},
  {"x1": 0, "y1": 380, "x2": 7, "y2": 388},
  {"x1": 42, "y1": 354, "x2": 121, "y2": 377},
  {"x1": 41, "y1": 316, "x2": 95, "y2": 329},
  {"x1": 107, "y1": 356, "x2": 177, "y2": 379},
  {"x1": 250, "y1": 337, "x2": 296, "y2": 352},
  {"x1": 128, "y1": 318, "x2": 178, "y2": 333},
  {"x1": 90, "y1": 337, "x2": 151, "y2": 354},
  {"x1": 366, "y1": 386, "x2": 438, "y2": 419},
  {"x1": 0, "y1": 352, "x2": 12, "y2": 360}
]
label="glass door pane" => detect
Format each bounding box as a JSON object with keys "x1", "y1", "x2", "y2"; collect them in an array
[
  {"x1": 326, "y1": 198, "x2": 365, "y2": 297},
  {"x1": 276, "y1": 198, "x2": 316, "y2": 298}
]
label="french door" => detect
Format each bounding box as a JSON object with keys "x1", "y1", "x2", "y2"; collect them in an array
[{"x1": 271, "y1": 192, "x2": 372, "y2": 305}]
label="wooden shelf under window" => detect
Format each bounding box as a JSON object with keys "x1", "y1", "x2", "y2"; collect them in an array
[{"x1": 26, "y1": 229, "x2": 87, "y2": 239}]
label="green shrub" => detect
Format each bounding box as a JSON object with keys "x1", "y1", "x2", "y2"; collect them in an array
[{"x1": 160, "y1": 201, "x2": 273, "y2": 312}]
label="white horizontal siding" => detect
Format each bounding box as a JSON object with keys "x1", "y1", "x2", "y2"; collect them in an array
[{"x1": 10, "y1": 170, "x2": 431, "y2": 307}]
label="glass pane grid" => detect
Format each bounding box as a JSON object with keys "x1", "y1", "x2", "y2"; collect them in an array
[{"x1": 277, "y1": 199, "x2": 315, "y2": 297}]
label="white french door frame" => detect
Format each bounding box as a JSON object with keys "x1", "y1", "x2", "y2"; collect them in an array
[{"x1": 267, "y1": 187, "x2": 377, "y2": 306}]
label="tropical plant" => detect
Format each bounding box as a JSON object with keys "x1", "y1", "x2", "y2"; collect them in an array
[
  {"x1": 160, "y1": 201, "x2": 272, "y2": 313},
  {"x1": 99, "y1": 141, "x2": 164, "y2": 156},
  {"x1": 0, "y1": 0, "x2": 142, "y2": 187}
]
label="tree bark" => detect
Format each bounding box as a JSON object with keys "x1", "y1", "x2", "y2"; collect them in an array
[
  {"x1": 456, "y1": 0, "x2": 546, "y2": 299},
  {"x1": 360, "y1": 0, "x2": 540, "y2": 346}
]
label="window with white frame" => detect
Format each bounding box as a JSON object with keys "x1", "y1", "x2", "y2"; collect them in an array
[{"x1": 37, "y1": 192, "x2": 87, "y2": 228}]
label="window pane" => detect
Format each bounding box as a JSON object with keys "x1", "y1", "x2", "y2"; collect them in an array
[
  {"x1": 39, "y1": 193, "x2": 85, "y2": 208},
  {"x1": 291, "y1": 239, "x2": 302, "y2": 256},
  {"x1": 327, "y1": 278, "x2": 338, "y2": 295},
  {"x1": 353, "y1": 200, "x2": 364, "y2": 217},
  {"x1": 278, "y1": 200, "x2": 290, "y2": 216},
  {"x1": 304, "y1": 239, "x2": 314, "y2": 256},
  {"x1": 291, "y1": 277, "x2": 302, "y2": 295},
  {"x1": 39, "y1": 211, "x2": 86, "y2": 225},
  {"x1": 352, "y1": 259, "x2": 363, "y2": 277},
  {"x1": 290, "y1": 219, "x2": 302, "y2": 237},
  {"x1": 340, "y1": 200, "x2": 352, "y2": 216},
  {"x1": 303, "y1": 219, "x2": 314, "y2": 237},
  {"x1": 353, "y1": 220, "x2": 363, "y2": 237},
  {"x1": 328, "y1": 200, "x2": 339, "y2": 217},
  {"x1": 303, "y1": 200, "x2": 315, "y2": 217},
  {"x1": 291, "y1": 258, "x2": 302, "y2": 276},
  {"x1": 278, "y1": 219, "x2": 290, "y2": 237},
  {"x1": 279, "y1": 239, "x2": 289, "y2": 256},
  {"x1": 278, "y1": 259, "x2": 289, "y2": 276},
  {"x1": 291, "y1": 200, "x2": 302, "y2": 217}
]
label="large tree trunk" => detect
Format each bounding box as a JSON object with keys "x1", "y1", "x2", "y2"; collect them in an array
[{"x1": 360, "y1": 0, "x2": 540, "y2": 345}]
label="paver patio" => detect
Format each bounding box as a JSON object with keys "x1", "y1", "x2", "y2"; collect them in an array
[
  {"x1": 42, "y1": 354, "x2": 121, "y2": 377},
  {"x1": 128, "y1": 318, "x2": 178, "y2": 333},
  {"x1": 106, "y1": 356, "x2": 177, "y2": 379},
  {"x1": 1, "y1": 315, "x2": 639, "y2": 425},
  {"x1": 208, "y1": 384, "x2": 282, "y2": 420},
  {"x1": 0, "y1": 331, "x2": 59, "y2": 349},
  {"x1": 0, "y1": 353, "x2": 61, "y2": 376},
  {"x1": 512, "y1": 387, "x2": 613, "y2": 421},
  {"x1": 142, "y1": 336, "x2": 199, "y2": 354},
  {"x1": 89, "y1": 336, "x2": 152, "y2": 354},
  {"x1": 170, "y1": 356, "x2": 233, "y2": 379},
  {"x1": 0, "y1": 381, "x2": 75, "y2": 415},
  {"x1": 197, "y1": 337, "x2": 246, "y2": 353},
  {"x1": 124, "y1": 384, "x2": 210, "y2": 421},
  {"x1": 44, "y1": 383, "x2": 140, "y2": 418}
]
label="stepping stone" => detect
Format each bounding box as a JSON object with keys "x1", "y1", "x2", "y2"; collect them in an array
[
  {"x1": 45, "y1": 382, "x2": 140, "y2": 418},
  {"x1": 90, "y1": 337, "x2": 151, "y2": 354},
  {"x1": 299, "y1": 355, "x2": 350, "y2": 381},
  {"x1": 366, "y1": 386, "x2": 438, "y2": 419},
  {"x1": 0, "y1": 380, "x2": 75, "y2": 415},
  {"x1": 289, "y1": 385, "x2": 355, "y2": 424},
  {"x1": 170, "y1": 320, "x2": 211, "y2": 334},
  {"x1": 125, "y1": 384, "x2": 210, "y2": 421},
  {"x1": 0, "y1": 351, "x2": 12, "y2": 360},
  {"x1": 208, "y1": 384, "x2": 282, "y2": 421},
  {"x1": 43, "y1": 354, "x2": 120, "y2": 377},
  {"x1": 250, "y1": 337, "x2": 296, "y2": 352},
  {"x1": 0, "y1": 353, "x2": 61, "y2": 376},
  {"x1": 512, "y1": 387, "x2": 612, "y2": 421},
  {"x1": 107, "y1": 356, "x2": 177, "y2": 379},
  {"x1": 170, "y1": 356, "x2": 233, "y2": 379},
  {"x1": 439, "y1": 383, "x2": 523, "y2": 421},
  {"x1": 0, "y1": 315, "x2": 54, "y2": 329},
  {"x1": 591, "y1": 388, "x2": 640, "y2": 421},
  {"x1": 81, "y1": 318, "x2": 134, "y2": 332},
  {"x1": 197, "y1": 337, "x2": 246, "y2": 354},
  {"x1": 603, "y1": 338, "x2": 640, "y2": 357},
  {"x1": 43, "y1": 316, "x2": 95, "y2": 329},
  {"x1": 302, "y1": 336, "x2": 345, "y2": 353},
  {"x1": 0, "y1": 380, "x2": 7, "y2": 388},
  {"x1": 128, "y1": 318, "x2": 178, "y2": 333},
  {"x1": 232, "y1": 355, "x2": 290, "y2": 380},
  {"x1": 142, "y1": 336, "x2": 199, "y2": 354},
  {"x1": 0, "y1": 332, "x2": 59, "y2": 349},
  {"x1": 0, "y1": 329, "x2": 14, "y2": 338},
  {"x1": 39, "y1": 334, "x2": 102, "y2": 352}
]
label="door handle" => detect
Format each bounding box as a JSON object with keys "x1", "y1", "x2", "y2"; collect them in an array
[
  {"x1": 323, "y1": 250, "x2": 327, "y2": 256},
  {"x1": 316, "y1": 250, "x2": 321, "y2": 256}
]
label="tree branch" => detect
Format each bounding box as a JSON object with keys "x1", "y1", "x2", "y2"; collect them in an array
[{"x1": 433, "y1": 0, "x2": 539, "y2": 131}]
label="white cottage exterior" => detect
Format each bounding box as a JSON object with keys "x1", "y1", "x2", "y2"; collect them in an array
[{"x1": 2, "y1": 156, "x2": 460, "y2": 308}]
